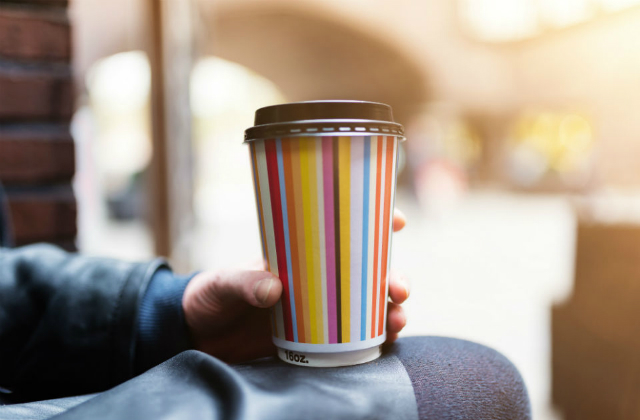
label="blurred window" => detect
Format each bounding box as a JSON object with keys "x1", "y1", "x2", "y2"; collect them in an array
[
  {"x1": 460, "y1": 0, "x2": 640, "y2": 42},
  {"x1": 73, "y1": 51, "x2": 154, "y2": 260},
  {"x1": 506, "y1": 111, "x2": 594, "y2": 188}
]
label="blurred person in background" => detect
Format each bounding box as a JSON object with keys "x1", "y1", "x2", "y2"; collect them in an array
[{"x1": 0, "y1": 184, "x2": 529, "y2": 419}]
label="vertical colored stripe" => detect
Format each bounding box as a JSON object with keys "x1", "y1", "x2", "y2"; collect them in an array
[
  {"x1": 332, "y1": 137, "x2": 342, "y2": 342},
  {"x1": 366, "y1": 137, "x2": 378, "y2": 334},
  {"x1": 350, "y1": 137, "x2": 364, "y2": 343},
  {"x1": 276, "y1": 139, "x2": 298, "y2": 342},
  {"x1": 370, "y1": 136, "x2": 384, "y2": 338},
  {"x1": 338, "y1": 137, "x2": 351, "y2": 342},
  {"x1": 282, "y1": 140, "x2": 304, "y2": 343},
  {"x1": 315, "y1": 138, "x2": 329, "y2": 344},
  {"x1": 323, "y1": 138, "x2": 338, "y2": 344},
  {"x1": 378, "y1": 137, "x2": 395, "y2": 335},
  {"x1": 374, "y1": 137, "x2": 388, "y2": 336},
  {"x1": 300, "y1": 138, "x2": 319, "y2": 343},
  {"x1": 360, "y1": 137, "x2": 371, "y2": 341},
  {"x1": 382, "y1": 137, "x2": 399, "y2": 338},
  {"x1": 250, "y1": 143, "x2": 275, "y2": 334},
  {"x1": 307, "y1": 138, "x2": 324, "y2": 343},
  {"x1": 291, "y1": 140, "x2": 310, "y2": 342},
  {"x1": 366, "y1": 137, "x2": 377, "y2": 338},
  {"x1": 254, "y1": 142, "x2": 276, "y2": 334},
  {"x1": 250, "y1": 143, "x2": 267, "y2": 272},
  {"x1": 254, "y1": 140, "x2": 283, "y2": 338},
  {"x1": 265, "y1": 140, "x2": 294, "y2": 341}
]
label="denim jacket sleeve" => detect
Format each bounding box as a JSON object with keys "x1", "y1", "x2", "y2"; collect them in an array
[{"x1": 0, "y1": 244, "x2": 167, "y2": 401}]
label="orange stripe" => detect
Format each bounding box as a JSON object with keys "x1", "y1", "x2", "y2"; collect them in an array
[
  {"x1": 282, "y1": 139, "x2": 305, "y2": 342},
  {"x1": 370, "y1": 137, "x2": 384, "y2": 338},
  {"x1": 251, "y1": 143, "x2": 277, "y2": 335},
  {"x1": 378, "y1": 137, "x2": 395, "y2": 335}
]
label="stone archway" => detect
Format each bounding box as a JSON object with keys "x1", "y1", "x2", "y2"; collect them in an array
[{"x1": 204, "y1": 2, "x2": 428, "y2": 124}]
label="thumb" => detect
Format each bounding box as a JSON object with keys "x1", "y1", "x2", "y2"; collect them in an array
[{"x1": 212, "y1": 270, "x2": 283, "y2": 308}]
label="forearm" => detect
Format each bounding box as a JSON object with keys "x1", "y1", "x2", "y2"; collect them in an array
[{"x1": 0, "y1": 244, "x2": 166, "y2": 401}]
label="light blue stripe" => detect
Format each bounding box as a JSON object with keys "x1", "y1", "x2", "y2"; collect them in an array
[
  {"x1": 276, "y1": 139, "x2": 298, "y2": 342},
  {"x1": 361, "y1": 137, "x2": 370, "y2": 341}
]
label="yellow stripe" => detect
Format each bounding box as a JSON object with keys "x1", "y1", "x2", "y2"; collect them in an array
[
  {"x1": 307, "y1": 137, "x2": 324, "y2": 343},
  {"x1": 291, "y1": 140, "x2": 310, "y2": 342},
  {"x1": 300, "y1": 138, "x2": 318, "y2": 343},
  {"x1": 338, "y1": 137, "x2": 351, "y2": 342}
]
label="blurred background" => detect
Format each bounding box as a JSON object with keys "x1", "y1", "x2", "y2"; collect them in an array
[{"x1": 3, "y1": 0, "x2": 640, "y2": 418}]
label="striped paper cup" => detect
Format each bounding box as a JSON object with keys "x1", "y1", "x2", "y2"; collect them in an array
[{"x1": 246, "y1": 101, "x2": 404, "y2": 367}]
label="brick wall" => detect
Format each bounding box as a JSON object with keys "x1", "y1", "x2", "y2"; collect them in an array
[{"x1": 0, "y1": 0, "x2": 76, "y2": 249}]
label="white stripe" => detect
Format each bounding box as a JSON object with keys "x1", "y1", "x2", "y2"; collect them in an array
[
  {"x1": 366, "y1": 137, "x2": 377, "y2": 337},
  {"x1": 315, "y1": 138, "x2": 329, "y2": 345},
  {"x1": 349, "y1": 137, "x2": 364, "y2": 343},
  {"x1": 255, "y1": 141, "x2": 285, "y2": 339}
]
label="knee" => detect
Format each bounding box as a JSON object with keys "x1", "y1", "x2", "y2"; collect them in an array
[{"x1": 392, "y1": 336, "x2": 531, "y2": 420}]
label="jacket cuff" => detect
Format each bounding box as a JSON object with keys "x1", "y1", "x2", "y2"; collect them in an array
[
  {"x1": 111, "y1": 258, "x2": 168, "y2": 384},
  {"x1": 134, "y1": 268, "x2": 195, "y2": 374}
]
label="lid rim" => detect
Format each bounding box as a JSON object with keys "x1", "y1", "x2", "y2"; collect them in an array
[
  {"x1": 245, "y1": 119, "x2": 404, "y2": 142},
  {"x1": 243, "y1": 132, "x2": 407, "y2": 143}
]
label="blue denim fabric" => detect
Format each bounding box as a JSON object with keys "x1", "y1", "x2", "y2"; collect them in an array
[{"x1": 391, "y1": 336, "x2": 531, "y2": 419}]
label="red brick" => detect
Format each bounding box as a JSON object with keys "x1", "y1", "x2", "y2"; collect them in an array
[
  {"x1": 0, "y1": 123, "x2": 74, "y2": 184},
  {"x1": 0, "y1": 61, "x2": 73, "y2": 120},
  {"x1": 6, "y1": 184, "x2": 76, "y2": 244},
  {"x1": 0, "y1": 5, "x2": 70, "y2": 61}
]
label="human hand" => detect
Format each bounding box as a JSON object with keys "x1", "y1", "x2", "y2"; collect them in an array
[
  {"x1": 183, "y1": 209, "x2": 410, "y2": 363},
  {"x1": 386, "y1": 209, "x2": 410, "y2": 344}
]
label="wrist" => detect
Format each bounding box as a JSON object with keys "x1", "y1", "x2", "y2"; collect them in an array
[{"x1": 134, "y1": 268, "x2": 196, "y2": 374}]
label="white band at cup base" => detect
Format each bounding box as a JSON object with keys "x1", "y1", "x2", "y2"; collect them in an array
[
  {"x1": 272, "y1": 334, "x2": 386, "y2": 353},
  {"x1": 273, "y1": 335, "x2": 386, "y2": 367},
  {"x1": 277, "y1": 346, "x2": 382, "y2": 368}
]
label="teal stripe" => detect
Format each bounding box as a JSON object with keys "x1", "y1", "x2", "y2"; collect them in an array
[{"x1": 360, "y1": 137, "x2": 370, "y2": 341}]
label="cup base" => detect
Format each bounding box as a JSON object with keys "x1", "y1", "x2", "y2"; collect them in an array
[{"x1": 277, "y1": 345, "x2": 381, "y2": 367}]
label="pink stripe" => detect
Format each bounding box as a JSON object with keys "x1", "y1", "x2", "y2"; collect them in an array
[{"x1": 322, "y1": 138, "x2": 338, "y2": 344}]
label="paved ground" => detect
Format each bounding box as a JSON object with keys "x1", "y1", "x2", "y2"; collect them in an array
[{"x1": 393, "y1": 190, "x2": 574, "y2": 420}]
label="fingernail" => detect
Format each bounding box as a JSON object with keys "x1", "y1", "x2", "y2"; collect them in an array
[
  {"x1": 402, "y1": 277, "x2": 410, "y2": 300},
  {"x1": 254, "y1": 277, "x2": 275, "y2": 305}
]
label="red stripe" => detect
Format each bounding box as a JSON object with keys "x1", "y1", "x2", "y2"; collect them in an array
[
  {"x1": 265, "y1": 140, "x2": 294, "y2": 341},
  {"x1": 370, "y1": 137, "x2": 383, "y2": 339},
  {"x1": 378, "y1": 137, "x2": 395, "y2": 335},
  {"x1": 282, "y1": 140, "x2": 304, "y2": 342}
]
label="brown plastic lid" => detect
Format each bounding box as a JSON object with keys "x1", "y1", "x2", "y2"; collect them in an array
[{"x1": 244, "y1": 100, "x2": 405, "y2": 142}]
